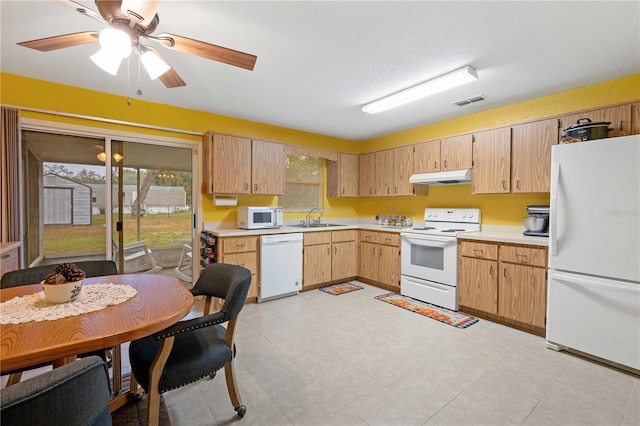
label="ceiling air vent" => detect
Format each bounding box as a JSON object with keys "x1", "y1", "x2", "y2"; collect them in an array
[{"x1": 453, "y1": 95, "x2": 486, "y2": 107}]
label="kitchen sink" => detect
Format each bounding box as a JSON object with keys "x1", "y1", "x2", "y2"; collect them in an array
[{"x1": 289, "y1": 223, "x2": 346, "y2": 228}]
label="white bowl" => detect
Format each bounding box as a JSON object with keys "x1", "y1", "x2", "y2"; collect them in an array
[{"x1": 42, "y1": 279, "x2": 83, "y2": 304}]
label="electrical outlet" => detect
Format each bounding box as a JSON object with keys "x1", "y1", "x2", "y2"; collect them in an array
[
  {"x1": 392, "y1": 205, "x2": 396, "y2": 212},
  {"x1": 343, "y1": 206, "x2": 348, "y2": 212}
]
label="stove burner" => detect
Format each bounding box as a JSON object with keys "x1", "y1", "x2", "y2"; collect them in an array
[
  {"x1": 412, "y1": 227, "x2": 436, "y2": 231},
  {"x1": 441, "y1": 228, "x2": 466, "y2": 232}
]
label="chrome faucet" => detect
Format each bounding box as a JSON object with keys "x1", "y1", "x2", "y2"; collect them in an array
[{"x1": 306, "y1": 208, "x2": 322, "y2": 226}]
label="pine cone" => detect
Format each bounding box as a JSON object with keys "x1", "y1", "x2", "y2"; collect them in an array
[
  {"x1": 53, "y1": 263, "x2": 86, "y2": 282},
  {"x1": 43, "y1": 273, "x2": 66, "y2": 284}
]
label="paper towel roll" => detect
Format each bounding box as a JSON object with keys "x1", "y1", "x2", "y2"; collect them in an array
[{"x1": 213, "y1": 195, "x2": 238, "y2": 206}]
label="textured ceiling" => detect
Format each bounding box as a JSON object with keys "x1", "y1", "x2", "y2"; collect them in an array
[{"x1": 1, "y1": 1, "x2": 639, "y2": 141}]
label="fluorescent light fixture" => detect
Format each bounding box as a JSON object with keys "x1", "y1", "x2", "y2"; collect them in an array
[
  {"x1": 90, "y1": 49, "x2": 121, "y2": 75},
  {"x1": 140, "y1": 46, "x2": 170, "y2": 80},
  {"x1": 362, "y1": 66, "x2": 478, "y2": 114}
]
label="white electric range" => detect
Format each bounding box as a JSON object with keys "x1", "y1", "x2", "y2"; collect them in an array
[{"x1": 400, "y1": 208, "x2": 481, "y2": 310}]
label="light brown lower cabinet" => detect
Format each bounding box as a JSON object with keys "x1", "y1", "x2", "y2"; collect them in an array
[
  {"x1": 458, "y1": 239, "x2": 548, "y2": 335},
  {"x1": 358, "y1": 230, "x2": 400, "y2": 291},
  {"x1": 218, "y1": 236, "x2": 259, "y2": 300},
  {"x1": 303, "y1": 230, "x2": 357, "y2": 289}
]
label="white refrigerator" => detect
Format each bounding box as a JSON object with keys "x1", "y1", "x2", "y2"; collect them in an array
[{"x1": 546, "y1": 134, "x2": 640, "y2": 370}]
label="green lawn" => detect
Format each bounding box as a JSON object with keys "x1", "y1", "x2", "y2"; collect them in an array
[{"x1": 44, "y1": 211, "x2": 192, "y2": 255}]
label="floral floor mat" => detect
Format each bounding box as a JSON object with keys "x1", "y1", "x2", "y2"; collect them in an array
[
  {"x1": 319, "y1": 282, "x2": 364, "y2": 296},
  {"x1": 375, "y1": 293, "x2": 479, "y2": 329}
]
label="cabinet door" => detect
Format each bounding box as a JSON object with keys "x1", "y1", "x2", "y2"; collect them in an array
[
  {"x1": 511, "y1": 119, "x2": 557, "y2": 193},
  {"x1": 328, "y1": 153, "x2": 359, "y2": 197},
  {"x1": 211, "y1": 134, "x2": 251, "y2": 194},
  {"x1": 378, "y1": 244, "x2": 399, "y2": 289},
  {"x1": 375, "y1": 150, "x2": 393, "y2": 197},
  {"x1": 359, "y1": 152, "x2": 377, "y2": 197},
  {"x1": 252, "y1": 140, "x2": 285, "y2": 195},
  {"x1": 441, "y1": 134, "x2": 472, "y2": 171},
  {"x1": 303, "y1": 243, "x2": 332, "y2": 287},
  {"x1": 332, "y1": 241, "x2": 357, "y2": 280},
  {"x1": 414, "y1": 140, "x2": 440, "y2": 173},
  {"x1": 222, "y1": 252, "x2": 259, "y2": 299},
  {"x1": 393, "y1": 145, "x2": 414, "y2": 196},
  {"x1": 359, "y1": 241, "x2": 378, "y2": 281},
  {"x1": 458, "y1": 256, "x2": 498, "y2": 314},
  {"x1": 558, "y1": 104, "x2": 633, "y2": 140},
  {"x1": 499, "y1": 262, "x2": 546, "y2": 328},
  {"x1": 472, "y1": 127, "x2": 511, "y2": 194}
]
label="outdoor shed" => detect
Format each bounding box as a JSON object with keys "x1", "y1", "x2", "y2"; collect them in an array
[{"x1": 43, "y1": 174, "x2": 92, "y2": 225}]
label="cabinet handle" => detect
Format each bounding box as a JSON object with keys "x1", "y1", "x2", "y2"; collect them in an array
[
  {"x1": 366, "y1": 235, "x2": 371, "y2": 240},
  {"x1": 503, "y1": 268, "x2": 507, "y2": 278},
  {"x1": 334, "y1": 246, "x2": 337, "y2": 254},
  {"x1": 384, "y1": 237, "x2": 391, "y2": 242},
  {"x1": 379, "y1": 248, "x2": 383, "y2": 256},
  {"x1": 254, "y1": 184, "x2": 258, "y2": 191},
  {"x1": 516, "y1": 180, "x2": 521, "y2": 190},
  {"x1": 387, "y1": 187, "x2": 390, "y2": 195},
  {"x1": 327, "y1": 247, "x2": 330, "y2": 255},
  {"x1": 341, "y1": 188, "x2": 345, "y2": 194},
  {"x1": 473, "y1": 249, "x2": 483, "y2": 253},
  {"x1": 434, "y1": 161, "x2": 438, "y2": 169},
  {"x1": 620, "y1": 120, "x2": 625, "y2": 131},
  {"x1": 373, "y1": 247, "x2": 376, "y2": 254},
  {"x1": 443, "y1": 159, "x2": 448, "y2": 169},
  {"x1": 490, "y1": 266, "x2": 493, "y2": 276},
  {"x1": 1, "y1": 254, "x2": 9, "y2": 259},
  {"x1": 394, "y1": 186, "x2": 398, "y2": 194},
  {"x1": 502, "y1": 180, "x2": 507, "y2": 190},
  {"x1": 234, "y1": 243, "x2": 246, "y2": 248},
  {"x1": 370, "y1": 188, "x2": 373, "y2": 195},
  {"x1": 244, "y1": 183, "x2": 249, "y2": 190},
  {"x1": 516, "y1": 253, "x2": 527, "y2": 259}
]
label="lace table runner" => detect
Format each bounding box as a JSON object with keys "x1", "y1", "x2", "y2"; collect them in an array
[{"x1": 0, "y1": 283, "x2": 138, "y2": 324}]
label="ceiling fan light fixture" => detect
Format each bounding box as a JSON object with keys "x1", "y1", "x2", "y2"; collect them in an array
[
  {"x1": 120, "y1": 0, "x2": 162, "y2": 26},
  {"x1": 140, "y1": 46, "x2": 170, "y2": 80},
  {"x1": 98, "y1": 28, "x2": 131, "y2": 59},
  {"x1": 362, "y1": 66, "x2": 478, "y2": 114},
  {"x1": 90, "y1": 49, "x2": 121, "y2": 75}
]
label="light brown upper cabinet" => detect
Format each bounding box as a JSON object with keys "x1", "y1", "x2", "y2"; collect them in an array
[
  {"x1": 557, "y1": 104, "x2": 633, "y2": 140},
  {"x1": 327, "y1": 152, "x2": 359, "y2": 197},
  {"x1": 414, "y1": 140, "x2": 440, "y2": 173},
  {"x1": 511, "y1": 118, "x2": 557, "y2": 193},
  {"x1": 472, "y1": 127, "x2": 512, "y2": 194},
  {"x1": 202, "y1": 132, "x2": 284, "y2": 195},
  {"x1": 251, "y1": 139, "x2": 285, "y2": 195},
  {"x1": 362, "y1": 146, "x2": 416, "y2": 197},
  {"x1": 203, "y1": 132, "x2": 252, "y2": 194},
  {"x1": 359, "y1": 152, "x2": 376, "y2": 197},
  {"x1": 441, "y1": 134, "x2": 473, "y2": 171}
]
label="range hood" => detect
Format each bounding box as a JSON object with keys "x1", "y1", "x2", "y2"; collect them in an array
[{"x1": 409, "y1": 169, "x2": 472, "y2": 185}]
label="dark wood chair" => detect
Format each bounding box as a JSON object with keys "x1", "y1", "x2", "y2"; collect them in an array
[{"x1": 128, "y1": 263, "x2": 251, "y2": 426}]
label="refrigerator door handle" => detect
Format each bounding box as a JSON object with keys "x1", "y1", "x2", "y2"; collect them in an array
[
  {"x1": 550, "y1": 161, "x2": 560, "y2": 256},
  {"x1": 550, "y1": 271, "x2": 639, "y2": 294}
]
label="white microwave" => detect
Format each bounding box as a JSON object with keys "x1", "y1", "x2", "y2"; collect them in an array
[{"x1": 237, "y1": 206, "x2": 284, "y2": 229}]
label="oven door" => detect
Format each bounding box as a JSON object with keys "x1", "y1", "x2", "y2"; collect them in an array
[{"x1": 400, "y1": 233, "x2": 457, "y2": 286}]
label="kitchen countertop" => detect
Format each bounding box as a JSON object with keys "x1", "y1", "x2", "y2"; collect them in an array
[
  {"x1": 204, "y1": 223, "x2": 409, "y2": 237},
  {"x1": 460, "y1": 225, "x2": 549, "y2": 247},
  {"x1": 0, "y1": 241, "x2": 21, "y2": 254}
]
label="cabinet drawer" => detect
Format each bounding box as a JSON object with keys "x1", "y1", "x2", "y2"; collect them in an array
[
  {"x1": 459, "y1": 240, "x2": 498, "y2": 260},
  {"x1": 221, "y1": 252, "x2": 258, "y2": 275},
  {"x1": 359, "y1": 230, "x2": 378, "y2": 244},
  {"x1": 332, "y1": 230, "x2": 357, "y2": 243},
  {"x1": 500, "y1": 245, "x2": 547, "y2": 267},
  {"x1": 0, "y1": 247, "x2": 19, "y2": 278},
  {"x1": 304, "y1": 231, "x2": 331, "y2": 246},
  {"x1": 221, "y1": 236, "x2": 258, "y2": 254},
  {"x1": 378, "y1": 232, "x2": 400, "y2": 247}
]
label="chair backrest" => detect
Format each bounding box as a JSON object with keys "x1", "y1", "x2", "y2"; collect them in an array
[
  {"x1": 0, "y1": 356, "x2": 112, "y2": 426},
  {"x1": 191, "y1": 263, "x2": 251, "y2": 321},
  {"x1": 1, "y1": 260, "x2": 118, "y2": 289}
]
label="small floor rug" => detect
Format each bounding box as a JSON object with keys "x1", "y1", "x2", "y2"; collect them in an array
[
  {"x1": 375, "y1": 293, "x2": 479, "y2": 329},
  {"x1": 320, "y1": 282, "x2": 364, "y2": 296}
]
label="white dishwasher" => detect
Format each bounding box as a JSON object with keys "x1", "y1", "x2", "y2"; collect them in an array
[{"x1": 259, "y1": 233, "x2": 303, "y2": 302}]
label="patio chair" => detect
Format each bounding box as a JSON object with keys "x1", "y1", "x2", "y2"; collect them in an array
[
  {"x1": 0, "y1": 356, "x2": 112, "y2": 426},
  {"x1": 112, "y1": 240, "x2": 162, "y2": 274},
  {"x1": 173, "y1": 244, "x2": 192, "y2": 282},
  {"x1": 128, "y1": 263, "x2": 251, "y2": 425}
]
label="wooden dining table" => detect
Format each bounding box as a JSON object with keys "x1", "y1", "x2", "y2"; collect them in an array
[{"x1": 0, "y1": 274, "x2": 194, "y2": 410}]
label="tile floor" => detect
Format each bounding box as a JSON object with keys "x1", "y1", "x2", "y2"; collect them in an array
[{"x1": 5, "y1": 282, "x2": 640, "y2": 425}]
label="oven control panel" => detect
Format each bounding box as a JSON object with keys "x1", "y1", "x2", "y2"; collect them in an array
[{"x1": 424, "y1": 208, "x2": 481, "y2": 224}]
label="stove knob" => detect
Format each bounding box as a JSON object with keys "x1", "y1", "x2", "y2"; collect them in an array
[
  {"x1": 433, "y1": 212, "x2": 438, "y2": 218},
  {"x1": 469, "y1": 212, "x2": 474, "y2": 218},
  {"x1": 427, "y1": 212, "x2": 432, "y2": 218},
  {"x1": 461, "y1": 213, "x2": 467, "y2": 218}
]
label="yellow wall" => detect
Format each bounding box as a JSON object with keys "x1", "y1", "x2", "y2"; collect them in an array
[{"x1": 2, "y1": 72, "x2": 638, "y2": 226}]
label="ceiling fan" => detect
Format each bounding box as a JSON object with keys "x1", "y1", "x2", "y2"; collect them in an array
[{"x1": 17, "y1": 0, "x2": 257, "y2": 88}]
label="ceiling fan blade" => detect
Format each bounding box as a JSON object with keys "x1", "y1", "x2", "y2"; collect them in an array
[
  {"x1": 145, "y1": 46, "x2": 186, "y2": 88},
  {"x1": 54, "y1": 0, "x2": 104, "y2": 22},
  {"x1": 18, "y1": 32, "x2": 99, "y2": 52},
  {"x1": 157, "y1": 33, "x2": 257, "y2": 71}
]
